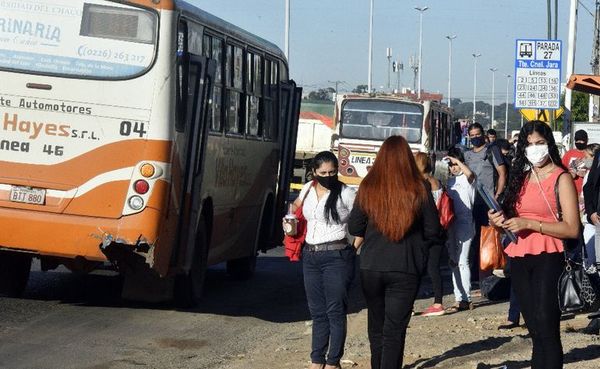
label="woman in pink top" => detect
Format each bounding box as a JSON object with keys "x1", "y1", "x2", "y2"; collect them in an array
[{"x1": 489, "y1": 121, "x2": 580, "y2": 369}]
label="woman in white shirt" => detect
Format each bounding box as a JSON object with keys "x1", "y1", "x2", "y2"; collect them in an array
[
  {"x1": 444, "y1": 146, "x2": 476, "y2": 312},
  {"x1": 292, "y1": 151, "x2": 356, "y2": 369}
]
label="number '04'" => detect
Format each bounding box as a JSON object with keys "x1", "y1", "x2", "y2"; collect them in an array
[{"x1": 120, "y1": 121, "x2": 148, "y2": 138}]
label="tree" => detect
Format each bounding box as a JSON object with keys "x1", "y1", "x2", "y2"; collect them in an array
[
  {"x1": 571, "y1": 91, "x2": 589, "y2": 122},
  {"x1": 352, "y1": 84, "x2": 368, "y2": 94},
  {"x1": 306, "y1": 87, "x2": 335, "y2": 101}
]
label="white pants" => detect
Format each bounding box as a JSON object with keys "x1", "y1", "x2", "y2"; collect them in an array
[
  {"x1": 447, "y1": 222, "x2": 475, "y2": 303},
  {"x1": 583, "y1": 223, "x2": 597, "y2": 266}
]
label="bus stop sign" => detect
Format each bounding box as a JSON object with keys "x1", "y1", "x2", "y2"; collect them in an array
[{"x1": 514, "y1": 39, "x2": 562, "y2": 110}]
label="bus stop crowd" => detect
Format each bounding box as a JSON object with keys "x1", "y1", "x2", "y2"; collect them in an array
[{"x1": 285, "y1": 121, "x2": 600, "y2": 369}]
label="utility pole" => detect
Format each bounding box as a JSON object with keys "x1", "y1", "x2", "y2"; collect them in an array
[
  {"x1": 505, "y1": 74, "x2": 511, "y2": 139},
  {"x1": 368, "y1": 0, "x2": 374, "y2": 92},
  {"x1": 490, "y1": 67, "x2": 498, "y2": 129},
  {"x1": 387, "y1": 48, "x2": 392, "y2": 89},
  {"x1": 547, "y1": 0, "x2": 556, "y2": 130},
  {"x1": 472, "y1": 53, "x2": 481, "y2": 122},
  {"x1": 590, "y1": 1, "x2": 600, "y2": 121},
  {"x1": 285, "y1": 0, "x2": 290, "y2": 61},
  {"x1": 565, "y1": 0, "x2": 578, "y2": 134},
  {"x1": 446, "y1": 35, "x2": 457, "y2": 109},
  {"x1": 555, "y1": 0, "x2": 559, "y2": 39},
  {"x1": 328, "y1": 80, "x2": 345, "y2": 100},
  {"x1": 415, "y1": 6, "x2": 428, "y2": 99},
  {"x1": 410, "y1": 55, "x2": 419, "y2": 93},
  {"x1": 396, "y1": 60, "x2": 403, "y2": 92}
]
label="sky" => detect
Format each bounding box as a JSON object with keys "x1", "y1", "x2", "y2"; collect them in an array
[{"x1": 190, "y1": 0, "x2": 597, "y2": 104}]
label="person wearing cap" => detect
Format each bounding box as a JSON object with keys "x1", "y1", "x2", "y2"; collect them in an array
[{"x1": 562, "y1": 129, "x2": 589, "y2": 195}]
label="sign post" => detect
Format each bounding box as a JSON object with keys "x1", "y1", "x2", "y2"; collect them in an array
[{"x1": 514, "y1": 39, "x2": 562, "y2": 114}]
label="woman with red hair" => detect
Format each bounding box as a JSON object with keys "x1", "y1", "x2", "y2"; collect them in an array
[{"x1": 348, "y1": 136, "x2": 443, "y2": 369}]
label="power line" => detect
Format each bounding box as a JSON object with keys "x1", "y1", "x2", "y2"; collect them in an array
[{"x1": 579, "y1": 0, "x2": 595, "y2": 16}]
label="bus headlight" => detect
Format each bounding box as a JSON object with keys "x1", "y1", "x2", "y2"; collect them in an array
[{"x1": 128, "y1": 195, "x2": 144, "y2": 210}]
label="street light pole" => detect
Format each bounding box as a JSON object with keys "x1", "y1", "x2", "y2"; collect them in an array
[
  {"x1": 284, "y1": 0, "x2": 290, "y2": 61},
  {"x1": 446, "y1": 35, "x2": 457, "y2": 109},
  {"x1": 368, "y1": 0, "x2": 374, "y2": 93},
  {"x1": 489, "y1": 67, "x2": 498, "y2": 129},
  {"x1": 472, "y1": 53, "x2": 481, "y2": 121},
  {"x1": 415, "y1": 6, "x2": 428, "y2": 99},
  {"x1": 505, "y1": 74, "x2": 511, "y2": 139}
]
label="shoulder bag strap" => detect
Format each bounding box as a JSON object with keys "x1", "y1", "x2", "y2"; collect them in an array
[
  {"x1": 554, "y1": 171, "x2": 585, "y2": 263},
  {"x1": 299, "y1": 181, "x2": 312, "y2": 206}
]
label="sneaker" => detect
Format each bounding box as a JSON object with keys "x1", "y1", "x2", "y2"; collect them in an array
[
  {"x1": 445, "y1": 301, "x2": 474, "y2": 313},
  {"x1": 492, "y1": 269, "x2": 506, "y2": 278},
  {"x1": 421, "y1": 304, "x2": 445, "y2": 317},
  {"x1": 588, "y1": 309, "x2": 600, "y2": 320}
]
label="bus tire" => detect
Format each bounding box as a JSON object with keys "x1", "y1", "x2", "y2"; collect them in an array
[
  {"x1": 174, "y1": 218, "x2": 209, "y2": 308},
  {"x1": 0, "y1": 250, "x2": 32, "y2": 297}
]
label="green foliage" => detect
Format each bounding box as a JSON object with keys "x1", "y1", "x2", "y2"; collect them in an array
[
  {"x1": 352, "y1": 84, "x2": 368, "y2": 94},
  {"x1": 305, "y1": 87, "x2": 335, "y2": 101},
  {"x1": 571, "y1": 91, "x2": 589, "y2": 121}
]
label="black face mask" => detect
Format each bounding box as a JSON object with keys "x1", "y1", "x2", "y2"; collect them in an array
[
  {"x1": 575, "y1": 142, "x2": 587, "y2": 150},
  {"x1": 470, "y1": 136, "x2": 485, "y2": 148},
  {"x1": 315, "y1": 175, "x2": 338, "y2": 189}
]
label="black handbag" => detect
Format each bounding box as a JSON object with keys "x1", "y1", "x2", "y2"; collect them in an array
[
  {"x1": 554, "y1": 172, "x2": 587, "y2": 313},
  {"x1": 558, "y1": 259, "x2": 585, "y2": 313}
]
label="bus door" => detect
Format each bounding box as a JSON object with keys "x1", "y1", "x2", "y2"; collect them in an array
[
  {"x1": 173, "y1": 54, "x2": 215, "y2": 270},
  {"x1": 274, "y1": 80, "x2": 302, "y2": 246}
]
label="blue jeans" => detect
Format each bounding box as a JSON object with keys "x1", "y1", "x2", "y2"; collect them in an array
[{"x1": 303, "y1": 246, "x2": 356, "y2": 366}]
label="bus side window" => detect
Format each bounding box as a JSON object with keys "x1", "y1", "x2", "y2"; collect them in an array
[
  {"x1": 271, "y1": 61, "x2": 280, "y2": 140},
  {"x1": 225, "y1": 43, "x2": 244, "y2": 135},
  {"x1": 175, "y1": 22, "x2": 188, "y2": 133},
  {"x1": 263, "y1": 58, "x2": 279, "y2": 141},
  {"x1": 210, "y1": 37, "x2": 224, "y2": 132},
  {"x1": 246, "y1": 51, "x2": 261, "y2": 137},
  {"x1": 262, "y1": 59, "x2": 274, "y2": 140}
]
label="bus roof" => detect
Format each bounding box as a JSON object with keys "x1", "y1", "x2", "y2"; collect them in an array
[{"x1": 174, "y1": 0, "x2": 286, "y2": 61}]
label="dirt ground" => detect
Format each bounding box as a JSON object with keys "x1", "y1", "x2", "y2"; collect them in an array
[
  {"x1": 223, "y1": 272, "x2": 600, "y2": 369},
  {"x1": 2, "y1": 250, "x2": 599, "y2": 369}
]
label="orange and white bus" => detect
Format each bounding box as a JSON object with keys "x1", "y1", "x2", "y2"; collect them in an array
[
  {"x1": 333, "y1": 94, "x2": 455, "y2": 185},
  {"x1": 0, "y1": 0, "x2": 301, "y2": 305}
]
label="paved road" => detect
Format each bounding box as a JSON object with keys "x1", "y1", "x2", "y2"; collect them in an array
[{"x1": 0, "y1": 248, "x2": 314, "y2": 369}]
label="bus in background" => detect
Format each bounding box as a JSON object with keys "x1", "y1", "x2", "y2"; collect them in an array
[
  {"x1": 333, "y1": 94, "x2": 454, "y2": 185},
  {"x1": 0, "y1": 0, "x2": 301, "y2": 305}
]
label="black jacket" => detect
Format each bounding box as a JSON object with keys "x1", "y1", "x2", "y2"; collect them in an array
[
  {"x1": 348, "y1": 191, "x2": 443, "y2": 275},
  {"x1": 584, "y1": 151, "x2": 600, "y2": 223}
]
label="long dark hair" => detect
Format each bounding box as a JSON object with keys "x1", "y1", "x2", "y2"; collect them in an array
[
  {"x1": 357, "y1": 136, "x2": 427, "y2": 241},
  {"x1": 311, "y1": 151, "x2": 344, "y2": 223},
  {"x1": 502, "y1": 120, "x2": 566, "y2": 217}
]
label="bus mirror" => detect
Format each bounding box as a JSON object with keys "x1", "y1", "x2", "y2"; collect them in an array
[{"x1": 331, "y1": 133, "x2": 339, "y2": 148}]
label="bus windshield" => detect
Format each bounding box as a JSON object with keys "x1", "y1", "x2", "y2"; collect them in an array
[
  {"x1": 0, "y1": 0, "x2": 158, "y2": 79},
  {"x1": 340, "y1": 100, "x2": 423, "y2": 142}
]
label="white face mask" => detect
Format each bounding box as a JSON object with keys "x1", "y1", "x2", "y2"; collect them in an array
[{"x1": 525, "y1": 144, "x2": 549, "y2": 167}]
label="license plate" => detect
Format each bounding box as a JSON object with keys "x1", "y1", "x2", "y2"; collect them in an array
[{"x1": 9, "y1": 186, "x2": 46, "y2": 205}]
